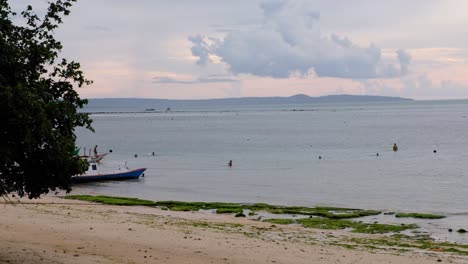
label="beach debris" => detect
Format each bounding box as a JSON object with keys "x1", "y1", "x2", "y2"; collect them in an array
[
  {"x1": 235, "y1": 213, "x2": 246, "y2": 217},
  {"x1": 448, "y1": 229, "x2": 453, "y2": 232}
]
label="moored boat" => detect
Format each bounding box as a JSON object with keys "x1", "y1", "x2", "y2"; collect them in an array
[{"x1": 72, "y1": 162, "x2": 146, "y2": 183}]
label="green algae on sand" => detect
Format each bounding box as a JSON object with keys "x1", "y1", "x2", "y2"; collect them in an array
[
  {"x1": 395, "y1": 213, "x2": 446, "y2": 219},
  {"x1": 65, "y1": 195, "x2": 381, "y2": 219},
  {"x1": 264, "y1": 217, "x2": 418, "y2": 234}
]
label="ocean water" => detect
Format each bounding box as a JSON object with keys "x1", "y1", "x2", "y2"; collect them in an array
[{"x1": 74, "y1": 100, "x2": 468, "y2": 241}]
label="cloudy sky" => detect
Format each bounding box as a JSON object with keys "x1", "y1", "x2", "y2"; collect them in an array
[{"x1": 12, "y1": 0, "x2": 468, "y2": 99}]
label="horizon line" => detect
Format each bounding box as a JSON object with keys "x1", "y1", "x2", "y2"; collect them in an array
[{"x1": 84, "y1": 94, "x2": 417, "y2": 101}]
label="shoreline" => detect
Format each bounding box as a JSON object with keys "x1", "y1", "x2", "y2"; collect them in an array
[{"x1": 1, "y1": 195, "x2": 468, "y2": 264}]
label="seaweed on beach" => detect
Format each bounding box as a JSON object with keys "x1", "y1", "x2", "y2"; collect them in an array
[
  {"x1": 64, "y1": 195, "x2": 157, "y2": 206},
  {"x1": 64, "y1": 195, "x2": 381, "y2": 219},
  {"x1": 395, "y1": 213, "x2": 446, "y2": 219},
  {"x1": 155, "y1": 202, "x2": 382, "y2": 219},
  {"x1": 264, "y1": 217, "x2": 418, "y2": 234}
]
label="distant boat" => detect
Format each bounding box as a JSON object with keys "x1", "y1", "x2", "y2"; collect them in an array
[{"x1": 72, "y1": 162, "x2": 146, "y2": 183}]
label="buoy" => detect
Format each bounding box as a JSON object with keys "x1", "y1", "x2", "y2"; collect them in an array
[
  {"x1": 433, "y1": 150, "x2": 437, "y2": 153},
  {"x1": 109, "y1": 149, "x2": 113, "y2": 153}
]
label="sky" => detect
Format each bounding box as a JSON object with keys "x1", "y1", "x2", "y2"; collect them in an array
[{"x1": 11, "y1": 0, "x2": 468, "y2": 100}]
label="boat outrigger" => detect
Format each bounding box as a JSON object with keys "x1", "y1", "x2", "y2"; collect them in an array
[
  {"x1": 80, "y1": 153, "x2": 108, "y2": 163},
  {"x1": 78, "y1": 147, "x2": 108, "y2": 163},
  {"x1": 72, "y1": 161, "x2": 146, "y2": 183}
]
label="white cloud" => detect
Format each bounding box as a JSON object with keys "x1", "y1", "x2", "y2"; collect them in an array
[
  {"x1": 359, "y1": 74, "x2": 468, "y2": 100},
  {"x1": 401, "y1": 74, "x2": 468, "y2": 99},
  {"x1": 153, "y1": 75, "x2": 238, "y2": 84},
  {"x1": 190, "y1": 0, "x2": 410, "y2": 79},
  {"x1": 397, "y1": 49, "x2": 411, "y2": 75}
]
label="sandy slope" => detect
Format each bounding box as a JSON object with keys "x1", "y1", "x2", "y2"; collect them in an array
[{"x1": 0, "y1": 196, "x2": 466, "y2": 264}]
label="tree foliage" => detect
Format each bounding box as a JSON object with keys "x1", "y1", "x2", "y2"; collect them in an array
[{"x1": 0, "y1": 0, "x2": 93, "y2": 198}]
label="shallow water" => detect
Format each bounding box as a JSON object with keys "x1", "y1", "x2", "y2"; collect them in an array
[{"x1": 74, "y1": 100, "x2": 468, "y2": 241}]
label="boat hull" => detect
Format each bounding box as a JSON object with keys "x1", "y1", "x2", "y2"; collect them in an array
[{"x1": 72, "y1": 168, "x2": 146, "y2": 183}]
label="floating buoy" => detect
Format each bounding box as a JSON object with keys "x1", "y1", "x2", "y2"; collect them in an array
[{"x1": 109, "y1": 149, "x2": 113, "y2": 153}]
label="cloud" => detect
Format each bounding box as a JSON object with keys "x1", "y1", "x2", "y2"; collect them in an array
[
  {"x1": 188, "y1": 35, "x2": 216, "y2": 66},
  {"x1": 189, "y1": 0, "x2": 410, "y2": 79},
  {"x1": 84, "y1": 25, "x2": 112, "y2": 32},
  {"x1": 359, "y1": 74, "x2": 468, "y2": 99},
  {"x1": 401, "y1": 74, "x2": 468, "y2": 99},
  {"x1": 397, "y1": 49, "x2": 411, "y2": 75},
  {"x1": 153, "y1": 75, "x2": 238, "y2": 84}
]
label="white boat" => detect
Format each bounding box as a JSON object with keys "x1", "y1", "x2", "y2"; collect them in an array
[{"x1": 72, "y1": 161, "x2": 146, "y2": 183}]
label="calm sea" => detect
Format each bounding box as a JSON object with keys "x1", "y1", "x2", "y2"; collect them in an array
[{"x1": 74, "y1": 99, "x2": 468, "y2": 241}]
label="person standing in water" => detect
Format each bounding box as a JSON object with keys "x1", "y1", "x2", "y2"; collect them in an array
[
  {"x1": 228, "y1": 160, "x2": 232, "y2": 167},
  {"x1": 393, "y1": 143, "x2": 398, "y2": 152}
]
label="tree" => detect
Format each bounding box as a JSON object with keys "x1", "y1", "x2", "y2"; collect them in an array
[{"x1": 0, "y1": 0, "x2": 93, "y2": 198}]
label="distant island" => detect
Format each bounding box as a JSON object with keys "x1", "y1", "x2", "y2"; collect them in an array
[{"x1": 84, "y1": 94, "x2": 413, "y2": 113}]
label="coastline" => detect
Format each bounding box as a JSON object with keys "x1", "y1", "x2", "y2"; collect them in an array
[{"x1": 1, "y1": 195, "x2": 467, "y2": 264}]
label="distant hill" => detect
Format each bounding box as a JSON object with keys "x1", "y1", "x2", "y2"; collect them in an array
[{"x1": 84, "y1": 94, "x2": 413, "y2": 112}]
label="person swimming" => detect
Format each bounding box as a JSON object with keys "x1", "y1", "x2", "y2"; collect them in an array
[{"x1": 393, "y1": 143, "x2": 398, "y2": 152}]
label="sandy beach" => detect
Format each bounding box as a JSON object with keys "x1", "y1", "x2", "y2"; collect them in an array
[{"x1": 1, "y1": 195, "x2": 467, "y2": 264}]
